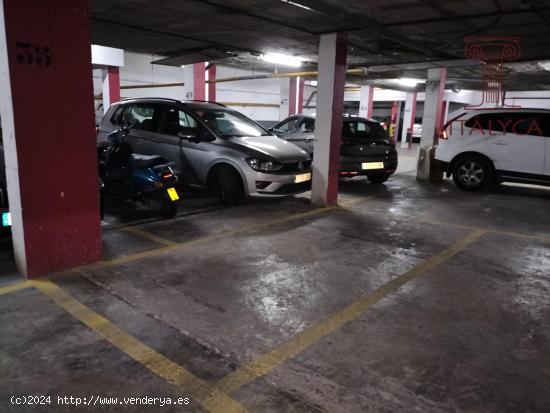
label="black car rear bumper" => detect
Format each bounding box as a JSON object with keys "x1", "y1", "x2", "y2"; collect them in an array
[{"x1": 339, "y1": 155, "x2": 398, "y2": 175}]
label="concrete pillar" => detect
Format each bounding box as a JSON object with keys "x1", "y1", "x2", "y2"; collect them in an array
[
  {"x1": 401, "y1": 92, "x2": 417, "y2": 148},
  {"x1": 0, "y1": 0, "x2": 101, "y2": 276},
  {"x1": 296, "y1": 77, "x2": 305, "y2": 114},
  {"x1": 183, "y1": 62, "x2": 206, "y2": 101},
  {"x1": 206, "y1": 63, "x2": 216, "y2": 102},
  {"x1": 417, "y1": 68, "x2": 447, "y2": 181},
  {"x1": 101, "y1": 66, "x2": 120, "y2": 114},
  {"x1": 389, "y1": 101, "x2": 402, "y2": 143},
  {"x1": 311, "y1": 32, "x2": 347, "y2": 206},
  {"x1": 358, "y1": 85, "x2": 374, "y2": 118},
  {"x1": 279, "y1": 77, "x2": 304, "y2": 120}
]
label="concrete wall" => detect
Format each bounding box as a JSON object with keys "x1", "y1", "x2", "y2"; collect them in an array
[{"x1": 93, "y1": 52, "x2": 280, "y2": 122}]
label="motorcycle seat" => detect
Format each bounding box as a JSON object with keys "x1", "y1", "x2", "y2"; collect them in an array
[{"x1": 130, "y1": 154, "x2": 167, "y2": 169}]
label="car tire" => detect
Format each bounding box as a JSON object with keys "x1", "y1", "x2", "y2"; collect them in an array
[
  {"x1": 366, "y1": 171, "x2": 390, "y2": 184},
  {"x1": 215, "y1": 165, "x2": 243, "y2": 206},
  {"x1": 452, "y1": 155, "x2": 494, "y2": 192}
]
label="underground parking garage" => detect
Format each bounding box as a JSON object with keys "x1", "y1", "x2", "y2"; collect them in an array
[{"x1": 1, "y1": 0, "x2": 550, "y2": 412}]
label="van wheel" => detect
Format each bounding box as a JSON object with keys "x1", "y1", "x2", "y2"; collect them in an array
[
  {"x1": 214, "y1": 165, "x2": 243, "y2": 206},
  {"x1": 452, "y1": 155, "x2": 494, "y2": 192}
]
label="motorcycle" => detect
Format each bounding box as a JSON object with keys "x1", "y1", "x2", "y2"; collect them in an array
[{"x1": 98, "y1": 125, "x2": 180, "y2": 219}]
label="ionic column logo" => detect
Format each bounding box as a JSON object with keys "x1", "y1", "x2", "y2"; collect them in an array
[{"x1": 464, "y1": 36, "x2": 521, "y2": 109}]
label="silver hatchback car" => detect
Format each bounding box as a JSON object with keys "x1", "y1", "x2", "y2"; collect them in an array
[{"x1": 98, "y1": 99, "x2": 312, "y2": 205}]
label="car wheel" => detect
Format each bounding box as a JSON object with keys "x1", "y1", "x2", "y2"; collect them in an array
[
  {"x1": 366, "y1": 171, "x2": 390, "y2": 184},
  {"x1": 215, "y1": 165, "x2": 243, "y2": 206},
  {"x1": 452, "y1": 155, "x2": 494, "y2": 192}
]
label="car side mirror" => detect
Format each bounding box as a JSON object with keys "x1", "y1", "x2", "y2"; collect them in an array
[{"x1": 178, "y1": 127, "x2": 201, "y2": 143}]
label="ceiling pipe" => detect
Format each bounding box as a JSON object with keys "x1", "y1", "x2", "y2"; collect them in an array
[{"x1": 207, "y1": 67, "x2": 367, "y2": 83}]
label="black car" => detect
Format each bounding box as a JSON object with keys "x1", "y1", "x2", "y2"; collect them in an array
[{"x1": 271, "y1": 115, "x2": 398, "y2": 184}]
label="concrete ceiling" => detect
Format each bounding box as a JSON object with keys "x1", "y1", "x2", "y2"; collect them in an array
[{"x1": 90, "y1": 0, "x2": 550, "y2": 90}]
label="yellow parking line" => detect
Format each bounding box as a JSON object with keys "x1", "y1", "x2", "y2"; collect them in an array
[
  {"x1": 0, "y1": 280, "x2": 33, "y2": 296},
  {"x1": 122, "y1": 226, "x2": 179, "y2": 247},
  {"x1": 216, "y1": 229, "x2": 486, "y2": 394},
  {"x1": 32, "y1": 279, "x2": 248, "y2": 413},
  {"x1": 414, "y1": 218, "x2": 550, "y2": 244},
  {"x1": 77, "y1": 205, "x2": 339, "y2": 272}
]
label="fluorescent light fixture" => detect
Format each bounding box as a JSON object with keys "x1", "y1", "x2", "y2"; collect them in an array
[
  {"x1": 397, "y1": 78, "x2": 423, "y2": 87},
  {"x1": 280, "y1": 0, "x2": 312, "y2": 10},
  {"x1": 259, "y1": 53, "x2": 303, "y2": 67}
]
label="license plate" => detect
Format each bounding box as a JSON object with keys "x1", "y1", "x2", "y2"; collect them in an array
[
  {"x1": 362, "y1": 162, "x2": 384, "y2": 170},
  {"x1": 295, "y1": 173, "x2": 312, "y2": 183},
  {"x1": 166, "y1": 187, "x2": 179, "y2": 201},
  {"x1": 2, "y1": 212, "x2": 11, "y2": 227}
]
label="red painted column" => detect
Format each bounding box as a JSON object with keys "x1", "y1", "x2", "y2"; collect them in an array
[
  {"x1": 193, "y1": 62, "x2": 205, "y2": 101},
  {"x1": 390, "y1": 101, "x2": 399, "y2": 143},
  {"x1": 108, "y1": 66, "x2": 120, "y2": 103},
  {"x1": 439, "y1": 100, "x2": 447, "y2": 132},
  {"x1": 359, "y1": 86, "x2": 374, "y2": 118},
  {"x1": 433, "y1": 69, "x2": 447, "y2": 145},
  {"x1": 297, "y1": 77, "x2": 305, "y2": 114},
  {"x1": 410, "y1": 93, "x2": 417, "y2": 130},
  {"x1": 102, "y1": 66, "x2": 120, "y2": 113},
  {"x1": 1, "y1": 0, "x2": 101, "y2": 276},
  {"x1": 311, "y1": 32, "x2": 347, "y2": 206},
  {"x1": 288, "y1": 77, "x2": 297, "y2": 116},
  {"x1": 367, "y1": 87, "x2": 374, "y2": 118},
  {"x1": 207, "y1": 63, "x2": 216, "y2": 102}
]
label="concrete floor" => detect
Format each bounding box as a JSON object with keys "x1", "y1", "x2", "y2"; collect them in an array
[{"x1": 1, "y1": 153, "x2": 550, "y2": 412}]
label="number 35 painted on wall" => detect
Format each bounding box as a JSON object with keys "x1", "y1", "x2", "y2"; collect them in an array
[{"x1": 15, "y1": 42, "x2": 53, "y2": 67}]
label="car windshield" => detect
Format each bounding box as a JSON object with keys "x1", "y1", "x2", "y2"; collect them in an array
[
  {"x1": 342, "y1": 120, "x2": 388, "y2": 140},
  {"x1": 192, "y1": 108, "x2": 270, "y2": 138}
]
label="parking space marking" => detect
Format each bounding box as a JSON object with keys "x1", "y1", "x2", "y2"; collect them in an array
[
  {"x1": 122, "y1": 226, "x2": 179, "y2": 247},
  {"x1": 0, "y1": 280, "x2": 32, "y2": 296},
  {"x1": 32, "y1": 279, "x2": 249, "y2": 413},
  {"x1": 76, "y1": 204, "x2": 340, "y2": 272},
  {"x1": 215, "y1": 229, "x2": 486, "y2": 394}
]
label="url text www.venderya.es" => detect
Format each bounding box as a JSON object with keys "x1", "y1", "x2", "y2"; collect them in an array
[{"x1": 10, "y1": 395, "x2": 190, "y2": 407}]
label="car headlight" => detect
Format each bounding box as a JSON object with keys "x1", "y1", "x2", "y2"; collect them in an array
[{"x1": 246, "y1": 158, "x2": 283, "y2": 172}]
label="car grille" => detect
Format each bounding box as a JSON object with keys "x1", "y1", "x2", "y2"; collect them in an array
[{"x1": 279, "y1": 160, "x2": 312, "y2": 173}]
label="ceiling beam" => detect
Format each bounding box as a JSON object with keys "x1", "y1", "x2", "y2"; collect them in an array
[{"x1": 289, "y1": 0, "x2": 457, "y2": 59}]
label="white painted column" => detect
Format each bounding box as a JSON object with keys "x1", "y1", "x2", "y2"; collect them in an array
[
  {"x1": 0, "y1": 1, "x2": 26, "y2": 272},
  {"x1": 311, "y1": 32, "x2": 347, "y2": 206},
  {"x1": 358, "y1": 85, "x2": 374, "y2": 118},
  {"x1": 183, "y1": 65, "x2": 195, "y2": 100},
  {"x1": 417, "y1": 68, "x2": 447, "y2": 181},
  {"x1": 279, "y1": 78, "x2": 290, "y2": 120},
  {"x1": 401, "y1": 92, "x2": 417, "y2": 148}
]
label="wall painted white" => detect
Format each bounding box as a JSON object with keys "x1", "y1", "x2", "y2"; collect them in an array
[{"x1": 93, "y1": 52, "x2": 280, "y2": 121}]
